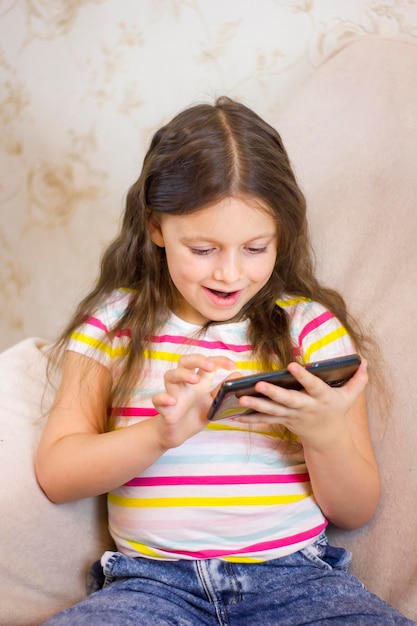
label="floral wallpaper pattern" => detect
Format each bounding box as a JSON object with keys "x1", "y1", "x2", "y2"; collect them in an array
[{"x1": 1, "y1": 0, "x2": 416, "y2": 350}]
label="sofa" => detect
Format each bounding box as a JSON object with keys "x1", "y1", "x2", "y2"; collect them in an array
[{"x1": 1, "y1": 38, "x2": 417, "y2": 625}]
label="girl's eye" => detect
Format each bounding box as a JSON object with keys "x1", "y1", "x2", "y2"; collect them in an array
[
  {"x1": 190, "y1": 248, "x2": 213, "y2": 256},
  {"x1": 246, "y1": 246, "x2": 267, "y2": 254},
  {"x1": 190, "y1": 245, "x2": 268, "y2": 255}
]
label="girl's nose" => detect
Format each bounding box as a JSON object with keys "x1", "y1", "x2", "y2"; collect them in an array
[{"x1": 213, "y1": 252, "x2": 242, "y2": 283}]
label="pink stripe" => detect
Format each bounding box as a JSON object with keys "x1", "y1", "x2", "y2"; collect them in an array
[
  {"x1": 86, "y1": 317, "x2": 130, "y2": 338},
  {"x1": 298, "y1": 311, "x2": 334, "y2": 348},
  {"x1": 161, "y1": 523, "x2": 327, "y2": 559},
  {"x1": 150, "y1": 334, "x2": 251, "y2": 353},
  {"x1": 114, "y1": 328, "x2": 131, "y2": 337},
  {"x1": 124, "y1": 473, "x2": 310, "y2": 487},
  {"x1": 111, "y1": 407, "x2": 158, "y2": 417},
  {"x1": 86, "y1": 316, "x2": 108, "y2": 332}
]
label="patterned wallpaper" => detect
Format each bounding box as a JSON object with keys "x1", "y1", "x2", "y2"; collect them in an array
[{"x1": 1, "y1": 0, "x2": 416, "y2": 351}]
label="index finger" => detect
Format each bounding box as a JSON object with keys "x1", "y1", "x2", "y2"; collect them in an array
[{"x1": 286, "y1": 361, "x2": 332, "y2": 396}]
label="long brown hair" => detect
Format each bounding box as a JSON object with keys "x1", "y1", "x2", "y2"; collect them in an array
[{"x1": 49, "y1": 96, "x2": 366, "y2": 404}]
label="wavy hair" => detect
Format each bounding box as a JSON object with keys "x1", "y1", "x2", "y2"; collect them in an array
[{"x1": 50, "y1": 96, "x2": 367, "y2": 406}]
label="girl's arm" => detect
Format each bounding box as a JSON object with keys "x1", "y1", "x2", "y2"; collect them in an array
[
  {"x1": 36, "y1": 351, "x2": 235, "y2": 503},
  {"x1": 301, "y1": 386, "x2": 379, "y2": 529},
  {"x1": 234, "y1": 360, "x2": 380, "y2": 529},
  {"x1": 36, "y1": 351, "x2": 169, "y2": 502}
]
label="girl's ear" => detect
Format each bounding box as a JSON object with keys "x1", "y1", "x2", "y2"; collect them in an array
[{"x1": 147, "y1": 216, "x2": 165, "y2": 248}]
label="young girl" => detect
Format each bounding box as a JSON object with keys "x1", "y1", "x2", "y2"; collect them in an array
[{"x1": 36, "y1": 97, "x2": 415, "y2": 625}]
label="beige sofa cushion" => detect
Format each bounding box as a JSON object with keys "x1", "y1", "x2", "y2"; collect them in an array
[
  {"x1": 0, "y1": 338, "x2": 113, "y2": 626},
  {"x1": 278, "y1": 38, "x2": 417, "y2": 620}
]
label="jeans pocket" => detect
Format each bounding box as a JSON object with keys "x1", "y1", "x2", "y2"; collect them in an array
[{"x1": 300, "y1": 535, "x2": 352, "y2": 572}]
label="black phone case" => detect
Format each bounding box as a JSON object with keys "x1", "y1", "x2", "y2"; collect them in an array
[{"x1": 207, "y1": 354, "x2": 361, "y2": 421}]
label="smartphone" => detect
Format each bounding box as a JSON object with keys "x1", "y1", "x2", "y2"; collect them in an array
[{"x1": 207, "y1": 353, "x2": 361, "y2": 421}]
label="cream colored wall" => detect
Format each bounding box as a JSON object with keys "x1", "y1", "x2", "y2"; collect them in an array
[{"x1": 1, "y1": 0, "x2": 416, "y2": 351}]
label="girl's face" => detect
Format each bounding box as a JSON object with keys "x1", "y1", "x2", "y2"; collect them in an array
[{"x1": 149, "y1": 196, "x2": 278, "y2": 325}]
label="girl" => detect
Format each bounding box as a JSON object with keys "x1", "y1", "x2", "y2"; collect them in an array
[{"x1": 36, "y1": 97, "x2": 415, "y2": 625}]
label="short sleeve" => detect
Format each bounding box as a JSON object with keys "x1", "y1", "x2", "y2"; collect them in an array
[
  {"x1": 276, "y1": 296, "x2": 357, "y2": 364},
  {"x1": 67, "y1": 289, "x2": 133, "y2": 371}
]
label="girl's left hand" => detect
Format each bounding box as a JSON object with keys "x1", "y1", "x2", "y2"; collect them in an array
[
  {"x1": 233, "y1": 360, "x2": 380, "y2": 529},
  {"x1": 234, "y1": 360, "x2": 368, "y2": 451}
]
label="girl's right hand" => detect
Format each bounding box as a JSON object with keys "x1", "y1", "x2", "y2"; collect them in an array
[{"x1": 152, "y1": 354, "x2": 236, "y2": 449}]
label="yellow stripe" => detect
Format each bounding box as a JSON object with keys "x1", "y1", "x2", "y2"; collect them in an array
[
  {"x1": 126, "y1": 540, "x2": 165, "y2": 558},
  {"x1": 206, "y1": 422, "x2": 280, "y2": 436},
  {"x1": 275, "y1": 296, "x2": 311, "y2": 308},
  {"x1": 71, "y1": 331, "x2": 129, "y2": 358},
  {"x1": 108, "y1": 493, "x2": 309, "y2": 508},
  {"x1": 143, "y1": 349, "x2": 181, "y2": 362},
  {"x1": 222, "y1": 555, "x2": 265, "y2": 563},
  {"x1": 143, "y1": 350, "x2": 263, "y2": 372},
  {"x1": 303, "y1": 327, "x2": 348, "y2": 363},
  {"x1": 235, "y1": 360, "x2": 265, "y2": 370},
  {"x1": 206, "y1": 422, "x2": 251, "y2": 433},
  {"x1": 124, "y1": 542, "x2": 268, "y2": 564}
]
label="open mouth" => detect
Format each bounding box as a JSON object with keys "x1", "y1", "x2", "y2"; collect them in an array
[
  {"x1": 204, "y1": 287, "x2": 242, "y2": 306},
  {"x1": 209, "y1": 289, "x2": 235, "y2": 298}
]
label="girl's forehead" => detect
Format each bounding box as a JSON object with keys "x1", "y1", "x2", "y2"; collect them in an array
[
  {"x1": 166, "y1": 196, "x2": 277, "y2": 227},
  {"x1": 160, "y1": 197, "x2": 277, "y2": 240},
  {"x1": 163, "y1": 196, "x2": 276, "y2": 229}
]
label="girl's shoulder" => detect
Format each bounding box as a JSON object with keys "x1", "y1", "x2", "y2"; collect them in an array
[
  {"x1": 275, "y1": 294, "x2": 324, "y2": 320},
  {"x1": 68, "y1": 288, "x2": 137, "y2": 367},
  {"x1": 276, "y1": 294, "x2": 355, "y2": 363},
  {"x1": 101, "y1": 287, "x2": 137, "y2": 307},
  {"x1": 93, "y1": 288, "x2": 138, "y2": 329},
  {"x1": 275, "y1": 294, "x2": 338, "y2": 330}
]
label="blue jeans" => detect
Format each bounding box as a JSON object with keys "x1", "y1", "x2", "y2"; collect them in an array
[{"x1": 43, "y1": 536, "x2": 416, "y2": 625}]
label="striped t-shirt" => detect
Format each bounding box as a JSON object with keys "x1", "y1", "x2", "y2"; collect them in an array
[{"x1": 68, "y1": 289, "x2": 356, "y2": 562}]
